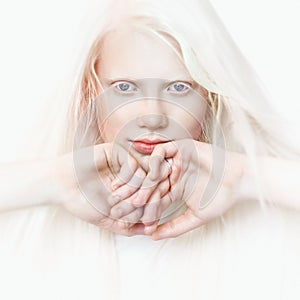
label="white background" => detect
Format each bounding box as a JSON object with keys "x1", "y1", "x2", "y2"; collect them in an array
[
  {"x1": 211, "y1": 0, "x2": 300, "y2": 122},
  {"x1": 0, "y1": 0, "x2": 299, "y2": 161}
]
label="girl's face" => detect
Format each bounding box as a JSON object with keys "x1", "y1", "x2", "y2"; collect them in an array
[{"x1": 96, "y1": 26, "x2": 207, "y2": 161}]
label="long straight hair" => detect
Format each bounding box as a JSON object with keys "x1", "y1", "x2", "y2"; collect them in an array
[{"x1": 0, "y1": 1, "x2": 299, "y2": 299}]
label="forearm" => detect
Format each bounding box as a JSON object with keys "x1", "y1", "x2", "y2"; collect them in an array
[
  {"x1": 240, "y1": 155, "x2": 300, "y2": 211},
  {"x1": 0, "y1": 159, "x2": 57, "y2": 212}
]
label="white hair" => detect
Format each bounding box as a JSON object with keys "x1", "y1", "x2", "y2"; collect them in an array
[{"x1": 0, "y1": 1, "x2": 299, "y2": 299}]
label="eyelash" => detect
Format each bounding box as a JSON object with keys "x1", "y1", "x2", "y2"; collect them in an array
[
  {"x1": 112, "y1": 81, "x2": 192, "y2": 94},
  {"x1": 113, "y1": 81, "x2": 137, "y2": 94},
  {"x1": 167, "y1": 82, "x2": 191, "y2": 94}
]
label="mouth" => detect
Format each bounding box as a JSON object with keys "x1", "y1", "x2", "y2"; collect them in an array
[{"x1": 130, "y1": 138, "x2": 170, "y2": 155}]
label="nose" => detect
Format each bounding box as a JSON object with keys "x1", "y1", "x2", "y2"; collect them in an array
[
  {"x1": 136, "y1": 99, "x2": 168, "y2": 130},
  {"x1": 137, "y1": 113, "x2": 168, "y2": 130}
]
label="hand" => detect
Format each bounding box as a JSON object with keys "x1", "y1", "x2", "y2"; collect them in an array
[
  {"x1": 109, "y1": 155, "x2": 172, "y2": 233},
  {"x1": 51, "y1": 143, "x2": 150, "y2": 236},
  {"x1": 141, "y1": 139, "x2": 246, "y2": 240}
]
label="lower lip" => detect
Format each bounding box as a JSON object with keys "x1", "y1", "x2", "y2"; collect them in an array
[{"x1": 132, "y1": 141, "x2": 165, "y2": 154}]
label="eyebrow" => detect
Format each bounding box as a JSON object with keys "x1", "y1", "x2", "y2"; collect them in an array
[{"x1": 103, "y1": 77, "x2": 196, "y2": 85}]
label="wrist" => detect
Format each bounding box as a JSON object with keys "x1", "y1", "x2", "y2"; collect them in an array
[
  {"x1": 234, "y1": 155, "x2": 259, "y2": 204},
  {"x1": 45, "y1": 156, "x2": 67, "y2": 206}
]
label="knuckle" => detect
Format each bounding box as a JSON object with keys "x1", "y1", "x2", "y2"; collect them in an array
[
  {"x1": 125, "y1": 185, "x2": 137, "y2": 195},
  {"x1": 136, "y1": 167, "x2": 146, "y2": 177},
  {"x1": 161, "y1": 196, "x2": 171, "y2": 210},
  {"x1": 129, "y1": 158, "x2": 138, "y2": 170}
]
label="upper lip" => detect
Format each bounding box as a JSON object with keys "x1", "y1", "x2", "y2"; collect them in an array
[{"x1": 131, "y1": 138, "x2": 170, "y2": 144}]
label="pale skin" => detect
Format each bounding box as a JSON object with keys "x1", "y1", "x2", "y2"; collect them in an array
[
  {"x1": 136, "y1": 141, "x2": 300, "y2": 240},
  {"x1": 0, "y1": 143, "x2": 152, "y2": 236},
  {"x1": 0, "y1": 25, "x2": 299, "y2": 239},
  {"x1": 0, "y1": 140, "x2": 299, "y2": 239}
]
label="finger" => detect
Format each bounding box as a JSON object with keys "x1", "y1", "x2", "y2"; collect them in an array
[
  {"x1": 116, "y1": 181, "x2": 169, "y2": 232},
  {"x1": 142, "y1": 191, "x2": 173, "y2": 235},
  {"x1": 151, "y1": 141, "x2": 178, "y2": 158},
  {"x1": 110, "y1": 143, "x2": 132, "y2": 171},
  {"x1": 144, "y1": 220, "x2": 160, "y2": 235},
  {"x1": 112, "y1": 221, "x2": 146, "y2": 236},
  {"x1": 140, "y1": 190, "x2": 161, "y2": 225},
  {"x1": 148, "y1": 158, "x2": 172, "y2": 182},
  {"x1": 110, "y1": 148, "x2": 138, "y2": 190},
  {"x1": 131, "y1": 177, "x2": 156, "y2": 207},
  {"x1": 116, "y1": 207, "x2": 144, "y2": 229},
  {"x1": 140, "y1": 178, "x2": 169, "y2": 224},
  {"x1": 110, "y1": 160, "x2": 137, "y2": 191},
  {"x1": 111, "y1": 175, "x2": 167, "y2": 227},
  {"x1": 110, "y1": 196, "x2": 137, "y2": 220},
  {"x1": 107, "y1": 169, "x2": 144, "y2": 207},
  {"x1": 93, "y1": 143, "x2": 113, "y2": 171},
  {"x1": 126, "y1": 223, "x2": 147, "y2": 236},
  {"x1": 132, "y1": 161, "x2": 170, "y2": 207},
  {"x1": 111, "y1": 167, "x2": 145, "y2": 200},
  {"x1": 148, "y1": 155, "x2": 164, "y2": 181},
  {"x1": 106, "y1": 194, "x2": 123, "y2": 207},
  {"x1": 169, "y1": 157, "x2": 181, "y2": 186},
  {"x1": 149, "y1": 142, "x2": 178, "y2": 181},
  {"x1": 150, "y1": 209, "x2": 206, "y2": 240}
]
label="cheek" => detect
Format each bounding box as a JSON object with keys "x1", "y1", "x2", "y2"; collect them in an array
[
  {"x1": 99, "y1": 105, "x2": 138, "y2": 142},
  {"x1": 171, "y1": 103, "x2": 207, "y2": 140},
  {"x1": 98, "y1": 103, "x2": 142, "y2": 142},
  {"x1": 185, "y1": 119, "x2": 203, "y2": 140},
  {"x1": 189, "y1": 103, "x2": 208, "y2": 139},
  {"x1": 99, "y1": 114, "x2": 125, "y2": 142}
]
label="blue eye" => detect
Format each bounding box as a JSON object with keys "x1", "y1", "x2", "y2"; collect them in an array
[
  {"x1": 167, "y1": 82, "x2": 191, "y2": 93},
  {"x1": 114, "y1": 82, "x2": 137, "y2": 93}
]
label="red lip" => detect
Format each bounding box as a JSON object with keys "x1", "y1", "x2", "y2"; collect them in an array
[{"x1": 131, "y1": 139, "x2": 169, "y2": 154}]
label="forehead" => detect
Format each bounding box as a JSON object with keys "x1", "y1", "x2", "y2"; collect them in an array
[{"x1": 97, "y1": 25, "x2": 192, "y2": 82}]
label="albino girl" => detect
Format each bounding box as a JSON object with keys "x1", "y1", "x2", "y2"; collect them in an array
[{"x1": 0, "y1": 1, "x2": 299, "y2": 300}]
